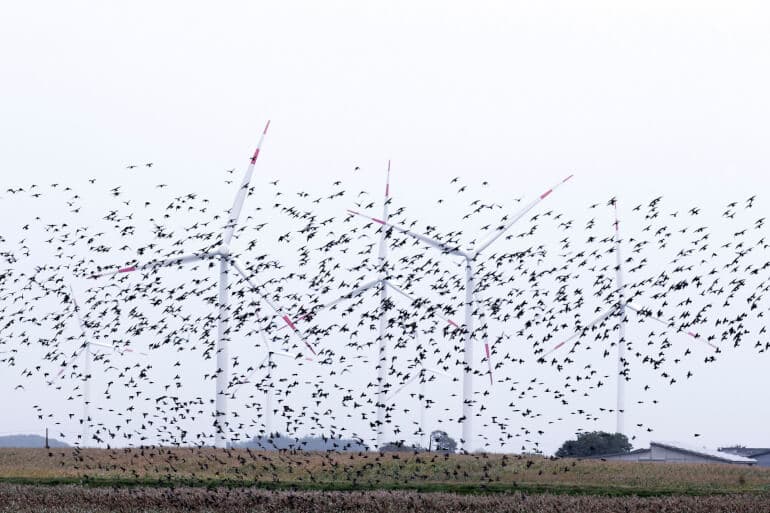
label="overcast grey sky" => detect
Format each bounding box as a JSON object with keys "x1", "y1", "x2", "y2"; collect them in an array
[{"x1": 1, "y1": 1, "x2": 770, "y2": 454}]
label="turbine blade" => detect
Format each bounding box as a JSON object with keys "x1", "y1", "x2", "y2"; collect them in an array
[
  {"x1": 68, "y1": 284, "x2": 91, "y2": 339},
  {"x1": 323, "y1": 278, "x2": 382, "y2": 309},
  {"x1": 346, "y1": 209, "x2": 466, "y2": 257},
  {"x1": 230, "y1": 353, "x2": 271, "y2": 392},
  {"x1": 422, "y1": 366, "x2": 451, "y2": 378},
  {"x1": 88, "y1": 341, "x2": 121, "y2": 350},
  {"x1": 478, "y1": 302, "x2": 494, "y2": 385},
  {"x1": 473, "y1": 174, "x2": 574, "y2": 257},
  {"x1": 484, "y1": 342, "x2": 493, "y2": 385},
  {"x1": 539, "y1": 303, "x2": 619, "y2": 360},
  {"x1": 385, "y1": 371, "x2": 423, "y2": 402},
  {"x1": 378, "y1": 161, "x2": 391, "y2": 267},
  {"x1": 223, "y1": 120, "x2": 270, "y2": 246},
  {"x1": 625, "y1": 302, "x2": 716, "y2": 350},
  {"x1": 384, "y1": 281, "x2": 462, "y2": 331},
  {"x1": 51, "y1": 344, "x2": 88, "y2": 382},
  {"x1": 624, "y1": 302, "x2": 673, "y2": 327},
  {"x1": 121, "y1": 347, "x2": 148, "y2": 357},
  {"x1": 87, "y1": 252, "x2": 214, "y2": 279},
  {"x1": 230, "y1": 259, "x2": 317, "y2": 356},
  {"x1": 277, "y1": 278, "x2": 382, "y2": 330},
  {"x1": 384, "y1": 160, "x2": 391, "y2": 202}
]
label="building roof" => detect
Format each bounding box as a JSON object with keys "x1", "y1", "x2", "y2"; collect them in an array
[
  {"x1": 719, "y1": 446, "x2": 770, "y2": 458},
  {"x1": 584, "y1": 448, "x2": 651, "y2": 459},
  {"x1": 652, "y1": 441, "x2": 757, "y2": 464}
]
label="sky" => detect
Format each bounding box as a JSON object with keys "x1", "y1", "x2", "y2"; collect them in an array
[{"x1": 1, "y1": 1, "x2": 770, "y2": 454}]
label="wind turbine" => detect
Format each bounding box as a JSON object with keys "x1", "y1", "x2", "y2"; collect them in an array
[
  {"x1": 88, "y1": 121, "x2": 310, "y2": 448},
  {"x1": 51, "y1": 284, "x2": 143, "y2": 447},
  {"x1": 537, "y1": 198, "x2": 715, "y2": 435},
  {"x1": 347, "y1": 174, "x2": 574, "y2": 452},
  {"x1": 279, "y1": 163, "x2": 468, "y2": 448}
]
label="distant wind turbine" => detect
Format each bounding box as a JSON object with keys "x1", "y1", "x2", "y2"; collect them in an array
[
  {"x1": 279, "y1": 163, "x2": 465, "y2": 448},
  {"x1": 348, "y1": 174, "x2": 574, "y2": 452},
  {"x1": 538, "y1": 199, "x2": 714, "y2": 435},
  {"x1": 51, "y1": 283, "x2": 143, "y2": 447},
  {"x1": 87, "y1": 121, "x2": 311, "y2": 448}
]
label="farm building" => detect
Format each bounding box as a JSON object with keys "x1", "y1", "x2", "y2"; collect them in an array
[
  {"x1": 719, "y1": 447, "x2": 770, "y2": 467},
  {"x1": 593, "y1": 441, "x2": 757, "y2": 465}
]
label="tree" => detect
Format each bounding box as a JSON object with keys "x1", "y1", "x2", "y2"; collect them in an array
[
  {"x1": 555, "y1": 431, "x2": 631, "y2": 458},
  {"x1": 429, "y1": 430, "x2": 457, "y2": 453}
]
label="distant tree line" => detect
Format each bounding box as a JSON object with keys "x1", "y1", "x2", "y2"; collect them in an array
[
  {"x1": 231, "y1": 433, "x2": 369, "y2": 452},
  {"x1": 232, "y1": 430, "x2": 461, "y2": 454}
]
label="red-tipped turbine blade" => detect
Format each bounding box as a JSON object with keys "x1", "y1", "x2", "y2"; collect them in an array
[
  {"x1": 87, "y1": 252, "x2": 212, "y2": 279},
  {"x1": 625, "y1": 302, "x2": 717, "y2": 350},
  {"x1": 223, "y1": 121, "x2": 270, "y2": 246},
  {"x1": 385, "y1": 371, "x2": 423, "y2": 403},
  {"x1": 473, "y1": 174, "x2": 574, "y2": 257},
  {"x1": 230, "y1": 258, "x2": 317, "y2": 356},
  {"x1": 540, "y1": 304, "x2": 619, "y2": 360}
]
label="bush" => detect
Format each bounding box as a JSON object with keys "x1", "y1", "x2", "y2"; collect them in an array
[{"x1": 555, "y1": 431, "x2": 631, "y2": 458}]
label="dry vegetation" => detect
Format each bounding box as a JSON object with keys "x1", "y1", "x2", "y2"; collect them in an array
[
  {"x1": 1, "y1": 484, "x2": 770, "y2": 513},
  {"x1": 1, "y1": 449, "x2": 769, "y2": 512},
  {"x1": 0, "y1": 448, "x2": 768, "y2": 497}
]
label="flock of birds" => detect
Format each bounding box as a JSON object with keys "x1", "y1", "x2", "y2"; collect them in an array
[{"x1": 0, "y1": 158, "x2": 767, "y2": 454}]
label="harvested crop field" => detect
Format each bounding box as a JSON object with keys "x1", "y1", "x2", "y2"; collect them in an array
[
  {"x1": 2, "y1": 449, "x2": 770, "y2": 511},
  {"x1": 0, "y1": 485, "x2": 769, "y2": 513},
  {"x1": 1, "y1": 448, "x2": 770, "y2": 496}
]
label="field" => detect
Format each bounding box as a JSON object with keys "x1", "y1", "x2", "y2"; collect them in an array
[
  {"x1": 1, "y1": 448, "x2": 769, "y2": 512},
  {"x1": 2, "y1": 485, "x2": 770, "y2": 513}
]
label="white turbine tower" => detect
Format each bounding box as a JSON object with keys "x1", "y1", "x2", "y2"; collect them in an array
[
  {"x1": 88, "y1": 121, "x2": 311, "y2": 448},
  {"x1": 51, "y1": 284, "x2": 142, "y2": 447},
  {"x1": 280, "y1": 163, "x2": 467, "y2": 448},
  {"x1": 376, "y1": 161, "x2": 391, "y2": 450},
  {"x1": 538, "y1": 198, "x2": 715, "y2": 436},
  {"x1": 347, "y1": 174, "x2": 574, "y2": 452}
]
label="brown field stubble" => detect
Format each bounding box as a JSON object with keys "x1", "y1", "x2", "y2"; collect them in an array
[
  {"x1": 1, "y1": 485, "x2": 770, "y2": 513},
  {"x1": 0, "y1": 448, "x2": 768, "y2": 495}
]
